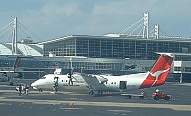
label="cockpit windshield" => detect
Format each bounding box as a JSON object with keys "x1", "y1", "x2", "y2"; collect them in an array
[{"x1": 41, "y1": 76, "x2": 46, "y2": 79}]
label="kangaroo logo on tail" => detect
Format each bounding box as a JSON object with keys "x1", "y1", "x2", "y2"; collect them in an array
[
  {"x1": 150, "y1": 68, "x2": 170, "y2": 79},
  {"x1": 150, "y1": 68, "x2": 170, "y2": 86},
  {"x1": 140, "y1": 53, "x2": 173, "y2": 89}
]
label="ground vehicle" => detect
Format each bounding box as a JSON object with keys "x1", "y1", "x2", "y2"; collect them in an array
[{"x1": 152, "y1": 91, "x2": 171, "y2": 100}]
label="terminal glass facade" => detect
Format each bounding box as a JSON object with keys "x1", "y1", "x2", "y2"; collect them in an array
[{"x1": 44, "y1": 36, "x2": 191, "y2": 60}]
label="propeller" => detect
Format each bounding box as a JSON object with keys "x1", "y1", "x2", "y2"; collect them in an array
[{"x1": 53, "y1": 76, "x2": 59, "y2": 92}]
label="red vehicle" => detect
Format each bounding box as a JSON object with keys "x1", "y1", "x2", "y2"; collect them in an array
[{"x1": 152, "y1": 91, "x2": 171, "y2": 100}]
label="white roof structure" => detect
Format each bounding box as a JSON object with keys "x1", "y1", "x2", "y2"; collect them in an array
[
  {"x1": 0, "y1": 43, "x2": 43, "y2": 56},
  {"x1": 0, "y1": 44, "x2": 13, "y2": 55}
]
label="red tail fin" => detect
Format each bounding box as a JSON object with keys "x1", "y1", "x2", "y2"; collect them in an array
[{"x1": 140, "y1": 53, "x2": 174, "y2": 88}]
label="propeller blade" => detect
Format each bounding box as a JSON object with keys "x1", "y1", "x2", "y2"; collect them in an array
[{"x1": 53, "y1": 76, "x2": 59, "y2": 92}]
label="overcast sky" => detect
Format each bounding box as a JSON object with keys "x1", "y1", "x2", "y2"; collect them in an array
[{"x1": 0, "y1": 0, "x2": 190, "y2": 42}]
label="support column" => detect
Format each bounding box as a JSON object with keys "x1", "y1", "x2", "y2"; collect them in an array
[
  {"x1": 154, "y1": 24, "x2": 159, "y2": 39},
  {"x1": 12, "y1": 17, "x2": 17, "y2": 55},
  {"x1": 143, "y1": 12, "x2": 149, "y2": 39}
]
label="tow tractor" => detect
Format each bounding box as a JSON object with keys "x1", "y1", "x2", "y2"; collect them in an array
[{"x1": 152, "y1": 90, "x2": 171, "y2": 100}]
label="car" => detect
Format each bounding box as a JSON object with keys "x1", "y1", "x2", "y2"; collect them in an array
[{"x1": 152, "y1": 91, "x2": 171, "y2": 100}]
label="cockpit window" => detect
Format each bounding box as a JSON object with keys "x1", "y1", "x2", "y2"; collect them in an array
[{"x1": 41, "y1": 76, "x2": 46, "y2": 79}]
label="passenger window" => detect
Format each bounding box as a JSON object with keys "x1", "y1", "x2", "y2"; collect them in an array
[
  {"x1": 114, "y1": 82, "x2": 116, "y2": 84},
  {"x1": 66, "y1": 80, "x2": 67, "y2": 82},
  {"x1": 111, "y1": 82, "x2": 113, "y2": 84},
  {"x1": 62, "y1": 80, "x2": 63, "y2": 82}
]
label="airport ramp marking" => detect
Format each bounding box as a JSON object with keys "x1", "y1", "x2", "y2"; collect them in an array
[
  {"x1": 107, "y1": 109, "x2": 132, "y2": 113},
  {"x1": 0, "y1": 97, "x2": 191, "y2": 111},
  {"x1": 59, "y1": 107, "x2": 82, "y2": 110}
]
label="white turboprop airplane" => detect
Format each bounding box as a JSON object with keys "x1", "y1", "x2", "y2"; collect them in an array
[
  {"x1": 31, "y1": 53, "x2": 173, "y2": 97},
  {"x1": 31, "y1": 68, "x2": 86, "y2": 92},
  {"x1": 81, "y1": 53, "x2": 174, "y2": 96}
]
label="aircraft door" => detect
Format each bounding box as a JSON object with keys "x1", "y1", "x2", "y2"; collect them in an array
[{"x1": 119, "y1": 81, "x2": 127, "y2": 89}]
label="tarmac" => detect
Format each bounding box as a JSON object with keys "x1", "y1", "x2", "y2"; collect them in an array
[{"x1": 0, "y1": 82, "x2": 191, "y2": 116}]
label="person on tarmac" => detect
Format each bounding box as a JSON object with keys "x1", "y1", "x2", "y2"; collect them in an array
[
  {"x1": 18, "y1": 84, "x2": 22, "y2": 96},
  {"x1": 24, "y1": 84, "x2": 29, "y2": 95}
]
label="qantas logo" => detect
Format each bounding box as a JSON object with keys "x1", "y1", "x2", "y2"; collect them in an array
[
  {"x1": 149, "y1": 68, "x2": 170, "y2": 86},
  {"x1": 140, "y1": 54, "x2": 173, "y2": 89},
  {"x1": 149, "y1": 68, "x2": 170, "y2": 79}
]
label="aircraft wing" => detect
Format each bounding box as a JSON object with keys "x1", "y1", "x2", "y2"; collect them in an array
[{"x1": 81, "y1": 73, "x2": 107, "y2": 91}]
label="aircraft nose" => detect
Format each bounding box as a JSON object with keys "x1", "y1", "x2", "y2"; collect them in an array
[{"x1": 31, "y1": 81, "x2": 38, "y2": 89}]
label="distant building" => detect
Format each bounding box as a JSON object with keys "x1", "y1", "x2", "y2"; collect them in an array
[
  {"x1": 0, "y1": 43, "x2": 43, "y2": 56},
  {"x1": 42, "y1": 35, "x2": 191, "y2": 60}
]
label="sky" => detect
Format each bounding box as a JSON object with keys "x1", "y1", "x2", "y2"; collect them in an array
[{"x1": 0, "y1": 0, "x2": 190, "y2": 42}]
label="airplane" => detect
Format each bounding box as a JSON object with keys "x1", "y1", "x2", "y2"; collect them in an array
[
  {"x1": 81, "y1": 53, "x2": 174, "y2": 97},
  {"x1": 30, "y1": 53, "x2": 173, "y2": 98},
  {"x1": 31, "y1": 68, "x2": 86, "y2": 92}
]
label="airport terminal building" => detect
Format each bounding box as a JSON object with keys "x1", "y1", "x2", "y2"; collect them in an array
[
  {"x1": 1, "y1": 35, "x2": 191, "y2": 82},
  {"x1": 43, "y1": 35, "x2": 191, "y2": 60}
]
